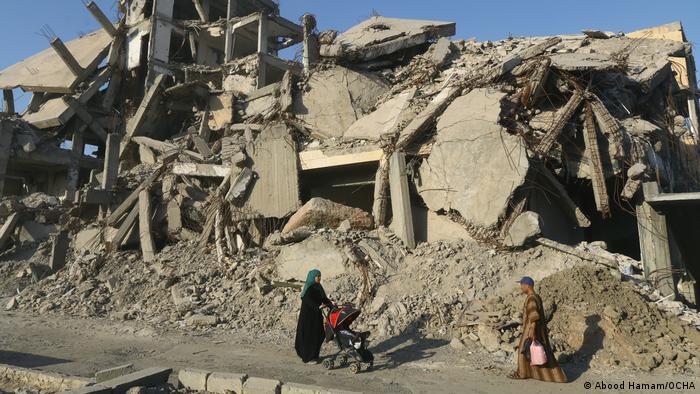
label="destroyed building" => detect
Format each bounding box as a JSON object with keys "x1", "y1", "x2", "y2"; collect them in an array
[{"x1": 1, "y1": 0, "x2": 700, "y2": 373}]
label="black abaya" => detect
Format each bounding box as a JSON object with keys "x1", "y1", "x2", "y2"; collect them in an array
[{"x1": 295, "y1": 285, "x2": 332, "y2": 362}]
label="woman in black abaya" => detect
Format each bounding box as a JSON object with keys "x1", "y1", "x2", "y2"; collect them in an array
[{"x1": 295, "y1": 269, "x2": 334, "y2": 364}]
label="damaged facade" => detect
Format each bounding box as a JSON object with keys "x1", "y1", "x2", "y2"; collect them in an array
[{"x1": 0, "y1": 1, "x2": 699, "y2": 319}]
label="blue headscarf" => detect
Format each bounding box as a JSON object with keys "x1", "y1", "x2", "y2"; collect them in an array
[{"x1": 300, "y1": 269, "x2": 325, "y2": 299}]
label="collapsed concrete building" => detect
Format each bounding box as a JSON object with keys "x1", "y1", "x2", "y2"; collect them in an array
[{"x1": 0, "y1": 0, "x2": 699, "y2": 316}]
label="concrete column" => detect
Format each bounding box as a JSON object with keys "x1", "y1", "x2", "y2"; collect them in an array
[
  {"x1": 50, "y1": 37, "x2": 84, "y2": 77},
  {"x1": 257, "y1": 13, "x2": 268, "y2": 54},
  {"x1": 139, "y1": 189, "x2": 156, "y2": 262},
  {"x1": 64, "y1": 128, "x2": 84, "y2": 202},
  {"x1": 2, "y1": 90, "x2": 14, "y2": 114},
  {"x1": 256, "y1": 14, "x2": 268, "y2": 88},
  {"x1": 389, "y1": 152, "x2": 415, "y2": 249},
  {"x1": 102, "y1": 133, "x2": 121, "y2": 190},
  {"x1": 86, "y1": 1, "x2": 117, "y2": 37},
  {"x1": 224, "y1": 0, "x2": 237, "y2": 62},
  {"x1": 192, "y1": 0, "x2": 208, "y2": 22},
  {"x1": 49, "y1": 230, "x2": 70, "y2": 271},
  {"x1": 301, "y1": 14, "x2": 319, "y2": 73},
  {"x1": 686, "y1": 55, "x2": 700, "y2": 139},
  {"x1": 146, "y1": 0, "x2": 175, "y2": 86},
  {"x1": 637, "y1": 182, "x2": 675, "y2": 296},
  {"x1": 0, "y1": 120, "x2": 13, "y2": 197}
]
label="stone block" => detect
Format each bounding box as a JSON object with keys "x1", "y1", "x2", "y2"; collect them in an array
[
  {"x1": 178, "y1": 368, "x2": 210, "y2": 391},
  {"x1": 282, "y1": 382, "x2": 362, "y2": 394},
  {"x1": 207, "y1": 372, "x2": 247, "y2": 393},
  {"x1": 243, "y1": 377, "x2": 281, "y2": 394},
  {"x1": 185, "y1": 314, "x2": 218, "y2": 327}
]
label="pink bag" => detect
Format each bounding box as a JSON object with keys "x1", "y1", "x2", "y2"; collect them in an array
[{"x1": 529, "y1": 340, "x2": 548, "y2": 366}]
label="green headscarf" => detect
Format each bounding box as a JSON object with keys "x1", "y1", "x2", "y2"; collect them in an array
[{"x1": 300, "y1": 269, "x2": 326, "y2": 299}]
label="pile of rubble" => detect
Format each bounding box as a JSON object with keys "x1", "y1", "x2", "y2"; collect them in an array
[
  {"x1": 460, "y1": 264, "x2": 700, "y2": 371},
  {"x1": 0, "y1": 0, "x2": 699, "y2": 375}
]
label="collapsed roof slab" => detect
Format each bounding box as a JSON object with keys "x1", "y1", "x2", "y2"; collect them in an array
[
  {"x1": 627, "y1": 21, "x2": 686, "y2": 42},
  {"x1": 0, "y1": 30, "x2": 112, "y2": 93},
  {"x1": 417, "y1": 88, "x2": 529, "y2": 229},
  {"x1": 320, "y1": 16, "x2": 456, "y2": 62},
  {"x1": 21, "y1": 67, "x2": 112, "y2": 129},
  {"x1": 299, "y1": 146, "x2": 383, "y2": 171}
]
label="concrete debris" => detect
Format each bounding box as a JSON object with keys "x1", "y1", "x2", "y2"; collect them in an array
[
  {"x1": 275, "y1": 235, "x2": 347, "y2": 284},
  {"x1": 0, "y1": 2, "x2": 698, "y2": 381},
  {"x1": 504, "y1": 211, "x2": 542, "y2": 247},
  {"x1": 282, "y1": 197, "x2": 373, "y2": 234}
]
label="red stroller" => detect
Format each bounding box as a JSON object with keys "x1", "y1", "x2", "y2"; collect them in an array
[{"x1": 323, "y1": 304, "x2": 374, "y2": 373}]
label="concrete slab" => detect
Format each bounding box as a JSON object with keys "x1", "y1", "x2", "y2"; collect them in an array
[
  {"x1": 0, "y1": 30, "x2": 112, "y2": 93},
  {"x1": 243, "y1": 376, "x2": 281, "y2": 394},
  {"x1": 244, "y1": 123, "x2": 300, "y2": 218},
  {"x1": 320, "y1": 17, "x2": 456, "y2": 62},
  {"x1": 293, "y1": 66, "x2": 388, "y2": 139},
  {"x1": 298, "y1": 148, "x2": 382, "y2": 171},
  {"x1": 99, "y1": 367, "x2": 172, "y2": 393},
  {"x1": 95, "y1": 363, "x2": 135, "y2": 383},
  {"x1": 343, "y1": 88, "x2": 416, "y2": 140},
  {"x1": 417, "y1": 88, "x2": 529, "y2": 229},
  {"x1": 207, "y1": 372, "x2": 247, "y2": 394}
]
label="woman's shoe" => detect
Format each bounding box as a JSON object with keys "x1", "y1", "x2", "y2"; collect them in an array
[{"x1": 306, "y1": 359, "x2": 319, "y2": 365}]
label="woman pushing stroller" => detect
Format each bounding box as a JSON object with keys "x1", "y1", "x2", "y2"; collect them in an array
[{"x1": 295, "y1": 269, "x2": 334, "y2": 364}]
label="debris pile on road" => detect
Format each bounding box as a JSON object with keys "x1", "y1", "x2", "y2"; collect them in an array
[{"x1": 0, "y1": 0, "x2": 699, "y2": 375}]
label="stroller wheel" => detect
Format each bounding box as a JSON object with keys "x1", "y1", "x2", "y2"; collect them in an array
[
  {"x1": 339, "y1": 355, "x2": 348, "y2": 367},
  {"x1": 366, "y1": 361, "x2": 373, "y2": 371},
  {"x1": 322, "y1": 359, "x2": 334, "y2": 370},
  {"x1": 350, "y1": 362, "x2": 361, "y2": 374}
]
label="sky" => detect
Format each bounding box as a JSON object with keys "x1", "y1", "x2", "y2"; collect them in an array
[{"x1": 1, "y1": 0, "x2": 698, "y2": 111}]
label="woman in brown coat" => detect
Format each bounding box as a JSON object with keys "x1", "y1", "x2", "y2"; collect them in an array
[{"x1": 509, "y1": 276, "x2": 567, "y2": 383}]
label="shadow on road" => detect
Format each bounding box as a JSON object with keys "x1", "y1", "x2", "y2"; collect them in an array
[
  {"x1": 0, "y1": 350, "x2": 72, "y2": 368},
  {"x1": 368, "y1": 322, "x2": 449, "y2": 371},
  {"x1": 562, "y1": 314, "x2": 605, "y2": 382}
]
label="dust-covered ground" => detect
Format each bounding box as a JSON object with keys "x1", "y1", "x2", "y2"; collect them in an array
[{"x1": 0, "y1": 311, "x2": 698, "y2": 394}]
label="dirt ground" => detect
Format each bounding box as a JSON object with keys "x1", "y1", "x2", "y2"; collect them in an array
[{"x1": 0, "y1": 311, "x2": 697, "y2": 394}]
